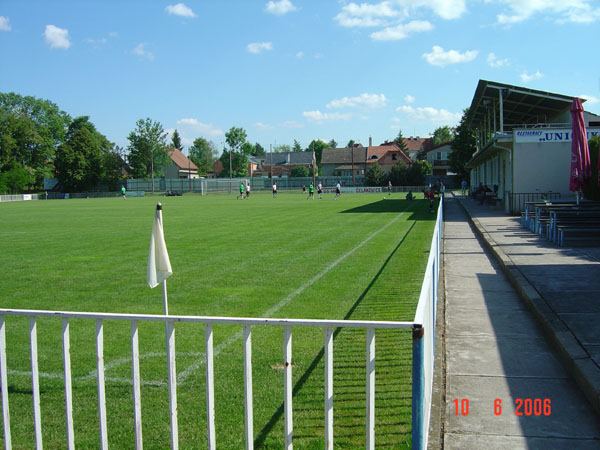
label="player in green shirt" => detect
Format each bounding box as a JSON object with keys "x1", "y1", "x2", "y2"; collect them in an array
[
  {"x1": 121, "y1": 185, "x2": 126, "y2": 199},
  {"x1": 307, "y1": 183, "x2": 315, "y2": 199},
  {"x1": 238, "y1": 182, "x2": 245, "y2": 199}
]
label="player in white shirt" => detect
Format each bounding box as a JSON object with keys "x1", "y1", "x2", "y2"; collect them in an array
[
  {"x1": 317, "y1": 182, "x2": 323, "y2": 199},
  {"x1": 272, "y1": 182, "x2": 277, "y2": 198},
  {"x1": 335, "y1": 182, "x2": 341, "y2": 198}
]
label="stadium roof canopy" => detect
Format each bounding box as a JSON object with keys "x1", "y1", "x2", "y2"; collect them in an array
[{"x1": 467, "y1": 79, "x2": 578, "y2": 131}]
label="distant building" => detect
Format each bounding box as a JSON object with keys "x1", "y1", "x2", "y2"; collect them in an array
[
  {"x1": 320, "y1": 146, "x2": 368, "y2": 177},
  {"x1": 382, "y1": 137, "x2": 432, "y2": 160},
  {"x1": 465, "y1": 79, "x2": 600, "y2": 213},
  {"x1": 259, "y1": 151, "x2": 314, "y2": 177},
  {"x1": 165, "y1": 148, "x2": 199, "y2": 179},
  {"x1": 366, "y1": 144, "x2": 412, "y2": 173},
  {"x1": 422, "y1": 142, "x2": 453, "y2": 176}
]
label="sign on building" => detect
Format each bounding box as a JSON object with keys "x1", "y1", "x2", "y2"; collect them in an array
[{"x1": 514, "y1": 128, "x2": 600, "y2": 143}]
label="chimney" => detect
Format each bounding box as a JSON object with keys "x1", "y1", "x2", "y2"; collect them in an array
[{"x1": 368, "y1": 136, "x2": 372, "y2": 147}]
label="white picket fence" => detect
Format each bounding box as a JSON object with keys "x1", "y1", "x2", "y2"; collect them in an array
[
  {"x1": 0, "y1": 199, "x2": 443, "y2": 449},
  {"x1": 0, "y1": 194, "x2": 39, "y2": 202}
]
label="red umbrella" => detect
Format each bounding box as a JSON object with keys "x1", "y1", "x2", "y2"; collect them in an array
[{"x1": 569, "y1": 98, "x2": 591, "y2": 199}]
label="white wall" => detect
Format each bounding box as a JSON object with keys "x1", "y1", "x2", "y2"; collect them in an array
[{"x1": 513, "y1": 141, "x2": 571, "y2": 194}]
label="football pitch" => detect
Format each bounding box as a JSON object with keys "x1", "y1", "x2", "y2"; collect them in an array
[{"x1": 0, "y1": 191, "x2": 435, "y2": 448}]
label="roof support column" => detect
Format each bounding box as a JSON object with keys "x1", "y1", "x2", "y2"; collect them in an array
[{"x1": 499, "y1": 89, "x2": 504, "y2": 132}]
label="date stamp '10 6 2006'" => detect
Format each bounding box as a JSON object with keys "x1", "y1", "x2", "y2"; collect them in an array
[{"x1": 452, "y1": 398, "x2": 552, "y2": 417}]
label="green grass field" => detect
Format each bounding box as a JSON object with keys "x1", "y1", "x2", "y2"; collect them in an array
[{"x1": 0, "y1": 191, "x2": 435, "y2": 449}]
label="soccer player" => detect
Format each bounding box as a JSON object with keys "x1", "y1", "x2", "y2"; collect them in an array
[
  {"x1": 272, "y1": 182, "x2": 277, "y2": 198},
  {"x1": 245, "y1": 182, "x2": 251, "y2": 198},
  {"x1": 121, "y1": 185, "x2": 127, "y2": 199},
  {"x1": 308, "y1": 183, "x2": 315, "y2": 199},
  {"x1": 238, "y1": 181, "x2": 245, "y2": 199},
  {"x1": 388, "y1": 180, "x2": 392, "y2": 196},
  {"x1": 317, "y1": 182, "x2": 323, "y2": 199},
  {"x1": 335, "y1": 182, "x2": 341, "y2": 198}
]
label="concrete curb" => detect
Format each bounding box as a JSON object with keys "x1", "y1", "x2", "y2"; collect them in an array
[{"x1": 455, "y1": 197, "x2": 600, "y2": 416}]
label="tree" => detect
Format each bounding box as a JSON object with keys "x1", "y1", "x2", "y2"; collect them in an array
[
  {"x1": 393, "y1": 129, "x2": 409, "y2": 153},
  {"x1": 0, "y1": 92, "x2": 71, "y2": 188},
  {"x1": 171, "y1": 129, "x2": 183, "y2": 150},
  {"x1": 273, "y1": 144, "x2": 291, "y2": 153},
  {"x1": 292, "y1": 139, "x2": 302, "y2": 152},
  {"x1": 225, "y1": 127, "x2": 247, "y2": 153},
  {"x1": 290, "y1": 166, "x2": 309, "y2": 177},
  {"x1": 432, "y1": 126, "x2": 454, "y2": 145},
  {"x1": 218, "y1": 150, "x2": 248, "y2": 178},
  {"x1": 127, "y1": 118, "x2": 169, "y2": 179},
  {"x1": 0, "y1": 163, "x2": 34, "y2": 193},
  {"x1": 102, "y1": 148, "x2": 126, "y2": 189},
  {"x1": 328, "y1": 139, "x2": 337, "y2": 148},
  {"x1": 54, "y1": 116, "x2": 112, "y2": 192},
  {"x1": 365, "y1": 164, "x2": 386, "y2": 186},
  {"x1": 406, "y1": 160, "x2": 431, "y2": 185},
  {"x1": 252, "y1": 143, "x2": 266, "y2": 157},
  {"x1": 347, "y1": 140, "x2": 355, "y2": 148},
  {"x1": 241, "y1": 142, "x2": 255, "y2": 156},
  {"x1": 189, "y1": 137, "x2": 215, "y2": 176},
  {"x1": 450, "y1": 109, "x2": 477, "y2": 180},
  {"x1": 306, "y1": 139, "x2": 328, "y2": 165},
  {"x1": 583, "y1": 137, "x2": 600, "y2": 201},
  {"x1": 388, "y1": 161, "x2": 408, "y2": 186}
]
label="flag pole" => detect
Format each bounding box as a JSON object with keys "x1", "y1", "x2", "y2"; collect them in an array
[
  {"x1": 162, "y1": 280, "x2": 169, "y2": 315},
  {"x1": 156, "y1": 204, "x2": 170, "y2": 315}
]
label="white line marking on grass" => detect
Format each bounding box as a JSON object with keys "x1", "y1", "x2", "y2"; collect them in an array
[
  {"x1": 8, "y1": 209, "x2": 412, "y2": 388},
  {"x1": 176, "y1": 211, "x2": 408, "y2": 384}
]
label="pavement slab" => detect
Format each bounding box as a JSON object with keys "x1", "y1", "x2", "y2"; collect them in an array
[{"x1": 439, "y1": 197, "x2": 600, "y2": 448}]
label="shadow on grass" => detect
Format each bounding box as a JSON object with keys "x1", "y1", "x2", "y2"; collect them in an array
[
  {"x1": 254, "y1": 221, "x2": 418, "y2": 448},
  {"x1": 341, "y1": 199, "x2": 437, "y2": 222}
]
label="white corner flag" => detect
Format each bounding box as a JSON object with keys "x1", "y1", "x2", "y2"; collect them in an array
[{"x1": 147, "y1": 203, "x2": 172, "y2": 289}]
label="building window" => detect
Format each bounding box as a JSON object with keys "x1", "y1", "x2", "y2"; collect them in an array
[
  {"x1": 437, "y1": 151, "x2": 442, "y2": 160},
  {"x1": 392, "y1": 154, "x2": 397, "y2": 160}
]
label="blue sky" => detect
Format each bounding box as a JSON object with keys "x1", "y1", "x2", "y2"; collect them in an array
[{"x1": 1, "y1": 0, "x2": 599, "y2": 152}]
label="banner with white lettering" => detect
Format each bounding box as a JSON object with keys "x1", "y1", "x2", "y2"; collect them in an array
[{"x1": 514, "y1": 128, "x2": 600, "y2": 144}]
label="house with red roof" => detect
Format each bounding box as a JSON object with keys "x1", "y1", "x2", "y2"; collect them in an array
[{"x1": 165, "y1": 148, "x2": 199, "y2": 179}]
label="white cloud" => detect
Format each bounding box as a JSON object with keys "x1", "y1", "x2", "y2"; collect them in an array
[
  {"x1": 165, "y1": 3, "x2": 197, "y2": 18},
  {"x1": 254, "y1": 122, "x2": 273, "y2": 130},
  {"x1": 334, "y1": 0, "x2": 466, "y2": 30},
  {"x1": 247, "y1": 41, "x2": 273, "y2": 54},
  {"x1": 326, "y1": 93, "x2": 387, "y2": 109},
  {"x1": 295, "y1": 51, "x2": 304, "y2": 59},
  {"x1": 396, "y1": 105, "x2": 461, "y2": 124},
  {"x1": 132, "y1": 43, "x2": 154, "y2": 61},
  {"x1": 0, "y1": 16, "x2": 11, "y2": 32},
  {"x1": 303, "y1": 110, "x2": 352, "y2": 122},
  {"x1": 422, "y1": 45, "x2": 478, "y2": 67},
  {"x1": 370, "y1": 19, "x2": 433, "y2": 40},
  {"x1": 177, "y1": 118, "x2": 224, "y2": 137},
  {"x1": 44, "y1": 25, "x2": 71, "y2": 49},
  {"x1": 335, "y1": 1, "x2": 400, "y2": 28},
  {"x1": 265, "y1": 0, "x2": 297, "y2": 15},
  {"x1": 487, "y1": 52, "x2": 509, "y2": 68},
  {"x1": 404, "y1": 94, "x2": 416, "y2": 104},
  {"x1": 496, "y1": 0, "x2": 600, "y2": 24},
  {"x1": 282, "y1": 120, "x2": 304, "y2": 128},
  {"x1": 520, "y1": 70, "x2": 543, "y2": 83},
  {"x1": 580, "y1": 95, "x2": 599, "y2": 105}
]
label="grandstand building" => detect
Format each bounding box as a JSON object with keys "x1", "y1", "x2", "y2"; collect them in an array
[{"x1": 465, "y1": 79, "x2": 600, "y2": 213}]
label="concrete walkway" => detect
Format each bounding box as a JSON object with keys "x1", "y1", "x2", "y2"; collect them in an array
[{"x1": 442, "y1": 197, "x2": 600, "y2": 449}]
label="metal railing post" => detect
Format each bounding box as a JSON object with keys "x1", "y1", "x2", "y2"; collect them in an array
[{"x1": 412, "y1": 325, "x2": 425, "y2": 450}]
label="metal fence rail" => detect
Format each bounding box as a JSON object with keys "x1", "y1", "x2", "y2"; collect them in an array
[
  {"x1": 506, "y1": 191, "x2": 563, "y2": 215},
  {"x1": 0, "y1": 199, "x2": 443, "y2": 449}
]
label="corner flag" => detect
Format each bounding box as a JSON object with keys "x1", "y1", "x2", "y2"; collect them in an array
[{"x1": 147, "y1": 203, "x2": 172, "y2": 289}]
